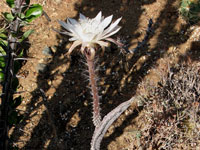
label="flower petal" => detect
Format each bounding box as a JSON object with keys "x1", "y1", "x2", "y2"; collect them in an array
[
  {"x1": 66, "y1": 19, "x2": 76, "y2": 28},
  {"x1": 58, "y1": 20, "x2": 75, "y2": 32},
  {"x1": 100, "y1": 15, "x2": 113, "y2": 29},
  {"x1": 67, "y1": 40, "x2": 82, "y2": 55},
  {"x1": 79, "y1": 13, "x2": 86, "y2": 20},
  {"x1": 80, "y1": 45, "x2": 86, "y2": 54},
  {"x1": 96, "y1": 40, "x2": 109, "y2": 47},
  {"x1": 69, "y1": 37, "x2": 78, "y2": 41},
  {"x1": 102, "y1": 17, "x2": 122, "y2": 37},
  {"x1": 61, "y1": 31, "x2": 74, "y2": 36},
  {"x1": 58, "y1": 12, "x2": 122, "y2": 55},
  {"x1": 105, "y1": 38, "x2": 119, "y2": 45},
  {"x1": 102, "y1": 26, "x2": 121, "y2": 39},
  {"x1": 58, "y1": 20, "x2": 70, "y2": 30},
  {"x1": 105, "y1": 38, "x2": 124, "y2": 50},
  {"x1": 94, "y1": 11, "x2": 102, "y2": 23},
  {"x1": 59, "y1": 20, "x2": 82, "y2": 40},
  {"x1": 52, "y1": 27, "x2": 74, "y2": 36},
  {"x1": 68, "y1": 18, "x2": 78, "y2": 25},
  {"x1": 95, "y1": 15, "x2": 113, "y2": 40}
]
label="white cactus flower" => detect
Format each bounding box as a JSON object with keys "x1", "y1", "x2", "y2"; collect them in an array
[{"x1": 58, "y1": 11, "x2": 122, "y2": 56}]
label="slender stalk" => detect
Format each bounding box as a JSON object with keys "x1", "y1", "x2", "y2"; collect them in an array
[
  {"x1": 0, "y1": 1, "x2": 23, "y2": 149},
  {"x1": 85, "y1": 51, "x2": 101, "y2": 127}
]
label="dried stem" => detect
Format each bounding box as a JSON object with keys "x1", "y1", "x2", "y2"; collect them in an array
[
  {"x1": 131, "y1": 19, "x2": 153, "y2": 53},
  {"x1": 85, "y1": 50, "x2": 101, "y2": 127}
]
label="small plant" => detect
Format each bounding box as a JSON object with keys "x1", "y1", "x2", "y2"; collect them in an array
[
  {"x1": 138, "y1": 62, "x2": 200, "y2": 149},
  {"x1": 0, "y1": 0, "x2": 43, "y2": 149},
  {"x1": 57, "y1": 12, "x2": 136, "y2": 150},
  {"x1": 57, "y1": 11, "x2": 153, "y2": 150},
  {"x1": 179, "y1": 0, "x2": 200, "y2": 24},
  {"x1": 59, "y1": 11, "x2": 125, "y2": 127}
]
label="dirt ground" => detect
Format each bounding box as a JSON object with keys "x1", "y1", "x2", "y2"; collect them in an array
[{"x1": 1, "y1": 0, "x2": 200, "y2": 149}]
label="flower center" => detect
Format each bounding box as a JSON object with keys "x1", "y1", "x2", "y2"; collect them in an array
[{"x1": 78, "y1": 19, "x2": 102, "y2": 42}]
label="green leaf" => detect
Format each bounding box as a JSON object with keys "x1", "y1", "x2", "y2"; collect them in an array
[
  {"x1": 0, "y1": 28, "x2": 5, "y2": 33},
  {"x1": 0, "y1": 39, "x2": 8, "y2": 55},
  {"x1": 0, "y1": 33, "x2": 7, "y2": 40},
  {"x1": 25, "y1": 4, "x2": 43, "y2": 17},
  {"x1": 6, "y1": 0, "x2": 15, "y2": 8},
  {"x1": 25, "y1": 4, "x2": 43, "y2": 22},
  {"x1": 0, "y1": 46, "x2": 6, "y2": 55},
  {"x1": 19, "y1": 29, "x2": 34, "y2": 42},
  {"x1": 0, "y1": 72, "x2": 4, "y2": 82},
  {"x1": 0, "y1": 57, "x2": 5, "y2": 68},
  {"x1": 0, "y1": 39, "x2": 8, "y2": 47},
  {"x1": 18, "y1": 13, "x2": 26, "y2": 19},
  {"x1": 18, "y1": 49, "x2": 24, "y2": 57},
  {"x1": 2, "y1": 12, "x2": 14, "y2": 21}
]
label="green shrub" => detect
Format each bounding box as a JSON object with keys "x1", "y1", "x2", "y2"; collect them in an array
[{"x1": 180, "y1": 0, "x2": 200, "y2": 24}]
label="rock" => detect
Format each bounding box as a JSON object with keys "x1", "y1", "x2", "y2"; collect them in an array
[
  {"x1": 42, "y1": 46, "x2": 53, "y2": 56},
  {"x1": 36, "y1": 63, "x2": 48, "y2": 73}
]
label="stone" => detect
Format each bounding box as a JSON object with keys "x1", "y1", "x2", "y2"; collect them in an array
[
  {"x1": 42, "y1": 46, "x2": 53, "y2": 56},
  {"x1": 36, "y1": 63, "x2": 48, "y2": 73}
]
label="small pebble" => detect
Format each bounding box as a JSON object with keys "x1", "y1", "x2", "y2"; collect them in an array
[
  {"x1": 36, "y1": 63, "x2": 48, "y2": 73},
  {"x1": 42, "y1": 46, "x2": 53, "y2": 56}
]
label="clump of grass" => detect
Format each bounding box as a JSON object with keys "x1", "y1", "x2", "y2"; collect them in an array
[{"x1": 138, "y1": 62, "x2": 200, "y2": 149}]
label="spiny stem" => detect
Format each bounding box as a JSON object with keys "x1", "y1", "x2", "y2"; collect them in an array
[
  {"x1": 91, "y1": 97, "x2": 135, "y2": 150},
  {"x1": 85, "y1": 52, "x2": 101, "y2": 127}
]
